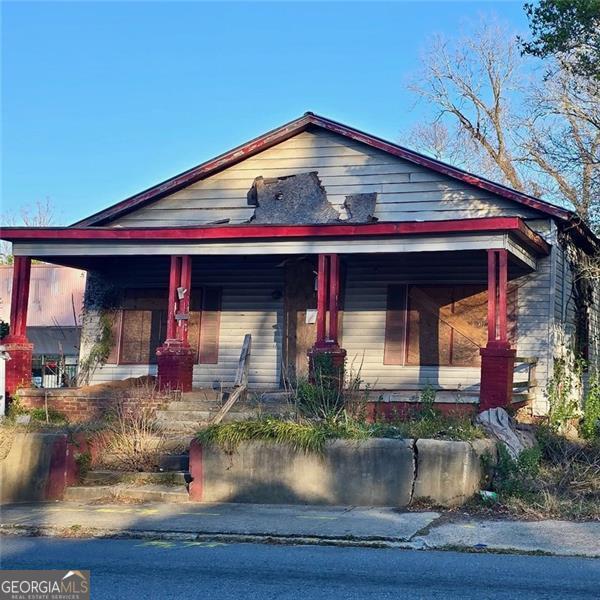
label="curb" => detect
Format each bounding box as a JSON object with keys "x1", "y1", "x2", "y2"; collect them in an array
[
  {"x1": 2, "y1": 524, "x2": 597, "y2": 557},
  {"x1": 0, "y1": 524, "x2": 416, "y2": 550}
]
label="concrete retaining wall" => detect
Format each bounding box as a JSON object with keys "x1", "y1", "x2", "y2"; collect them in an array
[
  {"x1": 190, "y1": 437, "x2": 496, "y2": 508},
  {"x1": 0, "y1": 432, "x2": 80, "y2": 503}
]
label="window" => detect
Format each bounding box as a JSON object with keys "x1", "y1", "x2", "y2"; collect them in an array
[
  {"x1": 384, "y1": 284, "x2": 517, "y2": 367},
  {"x1": 105, "y1": 287, "x2": 222, "y2": 365},
  {"x1": 119, "y1": 310, "x2": 166, "y2": 364}
]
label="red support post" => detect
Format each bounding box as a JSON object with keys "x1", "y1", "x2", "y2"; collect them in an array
[
  {"x1": 178, "y1": 255, "x2": 192, "y2": 345},
  {"x1": 308, "y1": 254, "x2": 346, "y2": 388},
  {"x1": 487, "y1": 249, "x2": 497, "y2": 342},
  {"x1": 156, "y1": 255, "x2": 195, "y2": 392},
  {"x1": 498, "y1": 249, "x2": 508, "y2": 342},
  {"x1": 166, "y1": 256, "x2": 181, "y2": 341},
  {"x1": 316, "y1": 254, "x2": 329, "y2": 346},
  {"x1": 328, "y1": 253, "x2": 340, "y2": 344},
  {"x1": 4, "y1": 256, "x2": 34, "y2": 397},
  {"x1": 480, "y1": 248, "x2": 516, "y2": 411}
]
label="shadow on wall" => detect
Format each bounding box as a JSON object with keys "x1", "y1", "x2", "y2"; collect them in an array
[{"x1": 0, "y1": 432, "x2": 69, "y2": 503}]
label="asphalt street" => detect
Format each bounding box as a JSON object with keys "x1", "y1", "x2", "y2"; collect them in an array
[{"x1": 1, "y1": 536, "x2": 599, "y2": 599}]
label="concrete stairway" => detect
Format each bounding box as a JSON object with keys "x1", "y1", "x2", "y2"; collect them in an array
[
  {"x1": 64, "y1": 469, "x2": 191, "y2": 504},
  {"x1": 155, "y1": 390, "x2": 292, "y2": 433}
]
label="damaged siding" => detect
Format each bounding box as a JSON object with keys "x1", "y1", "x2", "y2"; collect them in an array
[{"x1": 110, "y1": 130, "x2": 539, "y2": 227}]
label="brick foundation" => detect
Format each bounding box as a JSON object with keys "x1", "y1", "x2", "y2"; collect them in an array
[
  {"x1": 16, "y1": 385, "x2": 171, "y2": 423},
  {"x1": 3, "y1": 339, "x2": 33, "y2": 397},
  {"x1": 308, "y1": 344, "x2": 347, "y2": 389},
  {"x1": 367, "y1": 401, "x2": 477, "y2": 422},
  {"x1": 156, "y1": 341, "x2": 195, "y2": 392},
  {"x1": 479, "y1": 343, "x2": 516, "y2": 410}
]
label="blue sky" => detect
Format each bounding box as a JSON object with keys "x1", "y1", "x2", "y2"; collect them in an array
[{"x1": 1, "y1": 1, "x2": 529, "y2": 224}]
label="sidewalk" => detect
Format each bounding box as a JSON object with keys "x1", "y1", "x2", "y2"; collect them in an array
[{"x1": 1, "y1": 501, "x2": 598, "y2": 558}]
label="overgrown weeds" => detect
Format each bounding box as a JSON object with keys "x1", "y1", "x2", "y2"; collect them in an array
[
  {"x1": 197, "y1": 417, "x2": 370, "y2": 454},
  {"x1": 289, "y1": 354, "x2": 367, "y2": 420},
  {"x1": 200, "y1": 378, "x2": 483, "y2": 453},
  {"x1": 96, "y1": 400, "x2": 167, "y2": 471},
  {"x1": 484, "y1": 427, "x2": 600, "y2": 520},
  {"x1": 581, "y1": 370, "x2": 600, "y2": 440}
]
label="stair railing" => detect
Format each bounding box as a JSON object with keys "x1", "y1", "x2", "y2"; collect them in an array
[{"x1": 211, "y1": 334, "x2": 252, "y2": 425}]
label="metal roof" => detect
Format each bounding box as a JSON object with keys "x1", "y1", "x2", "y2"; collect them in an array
[
  {"x1": 0, "y1": 264, "x2": 86, "y2": 327},
  {"x1": 26, "y1": 326, "x2": 80, "y2": 356}
]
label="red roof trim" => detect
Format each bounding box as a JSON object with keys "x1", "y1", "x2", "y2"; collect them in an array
[
  {"x1": 72, "y1": 112, "x2": 576, "y2": 228},
  {"x1": 3, "y1": 217, "x2": 549, "y2": 255}
]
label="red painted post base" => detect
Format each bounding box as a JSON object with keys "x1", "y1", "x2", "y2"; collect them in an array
[
  {"x1": 307, "y1": 343, "x2": 347, "y2": 389},
  {"x1": 3, "y1": 339, "x2": 33, "y2": 397},
  {"x1": 156, "y1": 340, "x2": 195, "y2": 392},
  {"x1": 188, "y1": 438, "x2": 203, "y2": 502},
  {"x1": 479, "y1": 342, "x2": 516, "y2": 410}
]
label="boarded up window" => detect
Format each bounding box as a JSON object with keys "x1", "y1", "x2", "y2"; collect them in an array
[
  {"x1": 384, "y1": 285, "x2": 408, "y2": 365},
  {"x1": 119, "y1": 309, "x2": 167, "y2": 364},
  {"x1": 385, "y1": 284, "x2": 517, "y2": 367},
  {"x1": 107, "y1": 287, "x2": 222, "y2": 365}
]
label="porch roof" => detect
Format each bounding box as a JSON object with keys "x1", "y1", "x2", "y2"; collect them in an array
[{"x1": 3, "y1": 217, "x2": 549, "y2": 263}]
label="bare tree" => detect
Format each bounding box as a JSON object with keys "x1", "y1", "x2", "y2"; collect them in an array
[
  {"x1": 520, "y1": 71, "x2": 600, "y2": 229},
  {"x1": 1, "y1": 198, "x2": 57, "y2": 263},
  {"x1": 405, "y1": 17, "x2": 600, "y2": 230},
  {"x1": 407, "y1": 20, "x2": 527, "y2": 190}
]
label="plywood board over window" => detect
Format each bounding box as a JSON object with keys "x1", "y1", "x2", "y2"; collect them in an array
[
  {"x1": 188, "y1": 287, "x2": 222, "y2": 364},
  {"x1": 104, "y1": 287, "x2": 222, "y2": 365},
  {"x1": 384, "y1": 284, "x2": 517, "y2": 367}
]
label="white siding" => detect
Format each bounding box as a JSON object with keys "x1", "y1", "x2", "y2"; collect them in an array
[
  {"x1": 190, "y1": 260, "x2": 282, "y2": 390},
  {"x1": 342, "y1": 248, "x2": 556, "y2": 400},
  {"x1": 79, "y1": 250, "x2": 562, "y2": 401},
  {"x1": 82, "y1": 259, "x2": 283, "y2": 390},
  {"x1": 110, "y1": 130, "x2": 538, "y2": 227}
]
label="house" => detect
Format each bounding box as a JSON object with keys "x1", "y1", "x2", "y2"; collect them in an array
[
  {"x1": 1, "y1": 113, "x2": 598, "y2": 416},
  {"x1": 0, "y1": 264, "x2": 86, "y2": 387}
]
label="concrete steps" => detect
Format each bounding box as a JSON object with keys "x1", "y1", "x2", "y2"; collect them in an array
[
  {"x1": 65, "y1": 468, "x2": 191, "y2": 504},
  {"x1": 64, "y1": 484, "x2": 190, "y2": 504},
  {"x1": 155, "y1": 391, "x2": 293, "y2": 433},
  {"x1": 81, "y1": 470, "x2": 190, "y2": 487}
]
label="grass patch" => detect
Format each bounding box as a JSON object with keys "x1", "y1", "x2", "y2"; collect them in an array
[
  {"x1": 197, "y1": 409, "x2": 483, "y2": 454},
  {"x1": 197, "y1": 417, "x2": 370, "y2": 454},
  {"x1": 370, "y1": 413, "x2": 484, "y2": 442},
  {"x1": 29, "y1": 407, "x2": 69, "y2": 425}
]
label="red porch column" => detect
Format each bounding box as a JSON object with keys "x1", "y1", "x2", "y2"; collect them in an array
[
  {"x1": 3, "y1": 256, "x2": 34, "y2": 397},
  {"x1": 308, "y1": 254, "x2": 346, "y2": 385},
  {"x1": 479, "y1": 249, "x2": 516, "y2": 410},
  {"x1": 156, "y1": 256, "x2": 195, "y2": 392}
]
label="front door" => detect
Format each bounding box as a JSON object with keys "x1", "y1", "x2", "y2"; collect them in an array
[{"x1": 283, "y1": 258, "x2": 318, "y2": 381}]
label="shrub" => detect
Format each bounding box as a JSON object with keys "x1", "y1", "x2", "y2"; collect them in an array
[
  {"x1": 98, "y1": 401, "x2": 166, "y2": 471},
  {"x1": 29, "y1": 407, "x2": 68, "y2": 425},
  {"x1": 484, "y1": 427, "x2": 600, "y2": 520},
  {"x1": 581, "y1": 371, "x2": 600, "y2": 440},
  {"x1": 546, "y1": 354, "x2": 584, "y2": 433}
]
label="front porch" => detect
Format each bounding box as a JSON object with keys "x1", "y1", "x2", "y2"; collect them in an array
[{"x1": 3, "y1": 218, "x2": 549, "y2": 417}]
